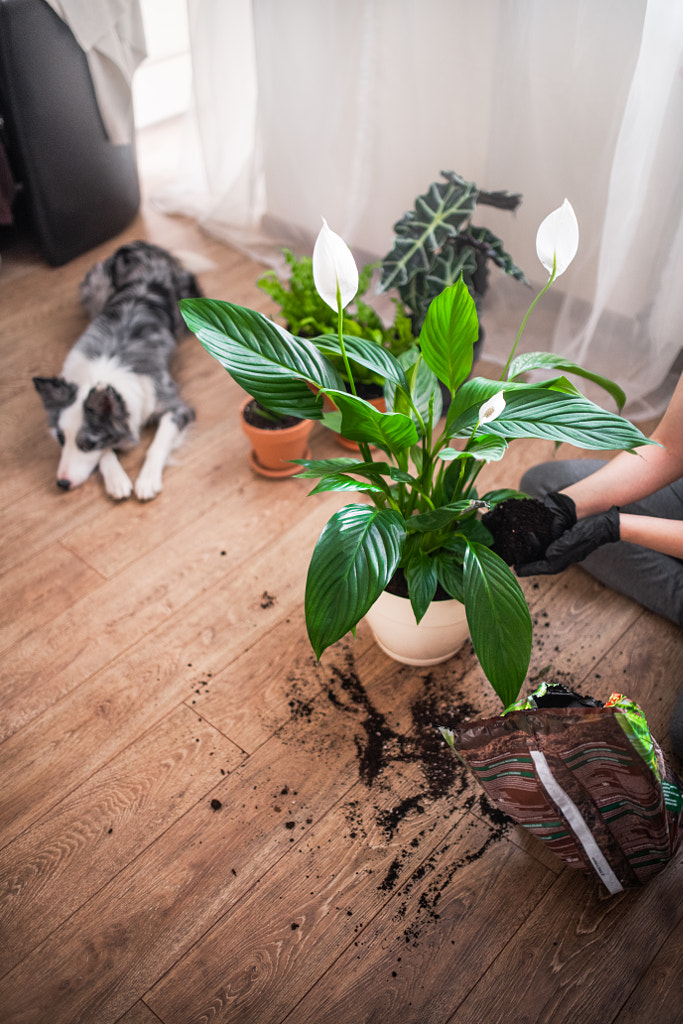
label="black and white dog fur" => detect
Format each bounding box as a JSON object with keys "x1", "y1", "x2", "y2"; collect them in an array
[{"x1": 33, "y1": 241, "x2": 201, "y2": 501}]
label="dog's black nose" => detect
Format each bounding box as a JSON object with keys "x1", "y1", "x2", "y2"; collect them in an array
[{"x1": 56, "y1": 478, "x2": 71, "y2": 490}]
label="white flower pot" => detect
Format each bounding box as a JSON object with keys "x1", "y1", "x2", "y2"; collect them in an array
[{"x1": 364, "y1": 590, "x2": 470, "y2": 666}]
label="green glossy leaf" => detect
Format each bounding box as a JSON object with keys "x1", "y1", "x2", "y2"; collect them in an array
[
  {"x1": 313, "y1": 334, "x2": 410, "y2": 393},
  {"x1": 180, "y1": 298, "x2": 343, "y2": 418},
  {"x1": 407, "y1": 500, "x2": 487, "y2": 533},
  {"x1": 404, "y1": 551, "x2": 438, "y2": 623},
  {"x1": 507, "y1": 351, "x2": 626, "y2": 411},
  {"x1": 480, "y1": 390, "x2": 652, "y2": 451},
  {"x1": 307, "y1": 475, "x2": 384, "y2": 495},
  {"x1": 439, "y1": 436, "x2": 508, "y2": 463},
  {"x1": 294, "y1": 458, "x2": 392, "y2": 479},
  {"x1": 433, "y1": 550, "x2": 465, "y2": 602},
  {"x1": 305, "y1": 505, "x2": 407, "y2": 658},
  {"x1": 384, "y1": 348, "x2": 442, "y2": 427},
  {"x1": 445, "y1": 375, "x2": 582, "y2": 437},
  {"x1": 480, "y1": 488, "x2": 529, "y2": 505},
  {"x1": 321, "y1": 389, "x2": 418, "y2": 451},
  {"x1": 419, "y1": 279, "x2": 479, "y2": 393},
  {"x1": 463, "y1": 542, "x2": 532, "y2": 706}
]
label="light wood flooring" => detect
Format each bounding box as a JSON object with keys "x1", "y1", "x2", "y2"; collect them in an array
[{"x1": 0, "y1": 141, "x2": 681, "y2": 1024}]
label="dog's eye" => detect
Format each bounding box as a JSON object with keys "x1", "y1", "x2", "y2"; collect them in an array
[
  {"x1": 78, "y1": 437, "x2": 97, "y2": 452},
  {"x1": 55, "y1": 429, "x2": 65, "y2": 447}
]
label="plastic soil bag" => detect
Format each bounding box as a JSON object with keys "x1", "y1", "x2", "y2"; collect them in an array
[{"x1": 442, "y1": 684, "x2": 682, "y2": 894}]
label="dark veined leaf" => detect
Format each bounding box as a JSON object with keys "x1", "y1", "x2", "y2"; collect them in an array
[
  {"x1": 463, "y1": 542, "x2": 532, "y2": 707},
  {"x1": 313, "y1": 334, "x2": 410, "y2": 394},
  {"x1": 479, "y1": 389, "x2": 652, "y2": 451},
  {"x1": 379, "y1": 171, "x2": 478, "y2": 292},
  {"x1": 466, "y1": 226, "x2": 528, "y2": 284},
  {"x1": 397, "y1": 244, "x2": 477, "y2": 331},
  {"x1": 321, "y1": 389, "x2": 418, "y2": 452},
  {"x1": 419, "y1": 279, "x2": 479, "y2": 394},
  {"x1": 507, "y1": 351, "x2": 626, "y2": 411},
  {"x1": 180, "y1": 298, "x2": 343, "y2": 418},
  {"x1": 305, "y1": 504, "x2": 407, "y2": 658},
  {"x1": 404, "y1": 551, "x2": 438, "y2": 623}
]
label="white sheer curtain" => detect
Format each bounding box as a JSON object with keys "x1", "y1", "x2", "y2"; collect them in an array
[{"x1": 154, "y1": 0, "x2": 683, "y2": 419}]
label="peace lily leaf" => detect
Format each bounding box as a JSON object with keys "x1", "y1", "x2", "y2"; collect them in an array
[
  {"x1": 507, "y1": 351, "x2": 626, "y2": 411},
  {"x1": 419, "y1": 279, "x2": 479, "y2": 393},
  {"x1": 180, "y1": 298, "x2": 343, "y2": 418},
  {"x1": 384, "y1": 348, "x2": 442, "y2": 426},
  {"x1": 379, "y1": 171, "x2": 478, "y2": 292},
  {"x1": 294, "y1": 457, "x2": 395, "y2": 479},
  {"x1": 464, "y1": 542, "x2": 532, "y2": 707},
  {"x1": 398, "y1": 243, "x2": 477, "y2": 331},
  {"x1": 481, "y1": 488, "x2": 529, "y2": 505},
  {"x1": 480, "y1": 390, "x2": 652, "y2": 451},
  {"x1": 445, "y1": 375, "x2": 590, "y2": 438},
  {"x1": 404, "y1": 551, "x2": 438, "y2": 623},
  {"x1": 407, "y1": 500, "x2": 488, "y2": 533},
  {"x1": 321, "y1": 389, "x2": 418, "y2": 451},
  {"x1": 307, "y1": 474, "x2": 384, "y2": 495},
  {"x1": 314, "y1": 334, "x2": 410, "y2": 393},
  {"x1": 305, "y1": 504, "x2": 406, "y2": 658},
  {"x1": 312, "y1": 218, "x2": 359, "y2": 311},
  {"x1": 439, "y1": 436, "x2": 508, "y2": 463},
  {"x1": 433, "y1": 551, "x2": 465, "y2": 603}
]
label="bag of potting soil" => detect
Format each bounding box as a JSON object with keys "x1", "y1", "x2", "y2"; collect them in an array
[{"x1": 442, "y1": 683, "x2": 682, "y2": 894}]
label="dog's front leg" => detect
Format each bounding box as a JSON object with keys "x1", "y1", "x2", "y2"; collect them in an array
[
  {"x1": 135, "y1": 411, "x2": 186, "y2": 501},
  {"x1": 99, "y1": 449, "x2": 133, "y2": 500}
]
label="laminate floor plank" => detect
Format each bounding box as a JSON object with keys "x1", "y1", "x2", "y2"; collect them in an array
[
  {"x1": 0, "y1": 498, "x2": 347, "y2": 844},
  {"x1": 451, "y1": 854, "x2": 683, "y2": 1024},
  {"x1": 0, "y1": 703, "x2": 244, "y2": 976},
  {"x1": 610, "y1": 917, "x2": 683, "y2": 1024}
]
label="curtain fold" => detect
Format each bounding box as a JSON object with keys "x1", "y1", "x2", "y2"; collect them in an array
[{"x1": 153, "y1": 0, "x2": 683, "y2": 418}]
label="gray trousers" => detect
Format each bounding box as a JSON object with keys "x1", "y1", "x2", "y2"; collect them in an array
[{"x1": 520, "y1": 460, "x2": 683, "y2": 758}]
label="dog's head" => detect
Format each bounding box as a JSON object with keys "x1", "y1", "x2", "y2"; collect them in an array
[{"x1": 33, "y1": 377, "x2": 134, "y2": 491}]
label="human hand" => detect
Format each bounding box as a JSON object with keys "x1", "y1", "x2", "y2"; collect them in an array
[
  {"x1": 540, "y1": 490, "x2": 577, "y2": 539},
  {"x1": 515, "y1": 506, "x2": 620, "y2": 576}
]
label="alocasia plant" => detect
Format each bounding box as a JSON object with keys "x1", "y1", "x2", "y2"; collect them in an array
[{"x1": 180, "y1": 201, "x2": 652, "y2": 708}]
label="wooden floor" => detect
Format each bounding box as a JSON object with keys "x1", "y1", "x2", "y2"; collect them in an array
[{"x1": 1, "y1": 147, "x2": 682, "y2": 1024}]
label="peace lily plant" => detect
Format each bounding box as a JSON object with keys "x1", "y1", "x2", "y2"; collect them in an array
[{"x1": 180, "y1": 200, "x2": 651, "y2": 708}]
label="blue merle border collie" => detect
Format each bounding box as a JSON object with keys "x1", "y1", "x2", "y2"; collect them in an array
[{"x1": 33, "y1": 241, "x2": 202, "y2": 501}]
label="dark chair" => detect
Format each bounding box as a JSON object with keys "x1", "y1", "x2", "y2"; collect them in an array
[{"x1": 0, "y1": 0, "x2": 140, "y2": 265}]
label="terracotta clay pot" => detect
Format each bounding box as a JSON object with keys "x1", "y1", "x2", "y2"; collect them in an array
[
  {"x1": 240, "y1": 398, "x2": 313, "y2": 478},
  {"x1": 364, "y1": 589, "x2": 469, "y2": 666}
]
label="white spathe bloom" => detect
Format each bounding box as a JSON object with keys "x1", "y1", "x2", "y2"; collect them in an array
[
  {"x1": 535, "y1": 199, "x2": 579, "y2": 279},
  {"x1": 312, "y1": 218, "x2": 359, "y2": 312},
  {"x1": 478, "y1": 391, "x2": 506, "y2": 424}
]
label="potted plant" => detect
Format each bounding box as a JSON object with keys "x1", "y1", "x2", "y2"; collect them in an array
[
  {"x1": 379, "y1": 170, "x2": 528, "y2": 361},
  {"x1": 258, "y1": 245, "x2": 417, "y2": 447},
  {"x1": 180, "y1": 201, "x2": 652, "y2": 708},
  {"x1": 240, "y1": 396, "x2": 313, "y2": 478}
]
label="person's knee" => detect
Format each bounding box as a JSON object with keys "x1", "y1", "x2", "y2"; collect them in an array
[{"x1": 520, "y1": 459, "x2": 606, "y2": 498}]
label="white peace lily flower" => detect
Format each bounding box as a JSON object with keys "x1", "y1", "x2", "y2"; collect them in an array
[
  {"x1": 535, "y1": 199, "x2": 579, "y2": 279},
  {"x1": 478, "y1": 391, "x2": 506, "y2": 424},
  {"x1": 312, "y1": 218, "x2": 359, "y2": 312}
]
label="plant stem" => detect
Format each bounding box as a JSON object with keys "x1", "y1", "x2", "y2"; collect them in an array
[{"x1": 500, "y1": 262, "x2": 557, "y2": 381}]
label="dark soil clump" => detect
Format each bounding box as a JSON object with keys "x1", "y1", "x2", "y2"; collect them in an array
[
  {"x1": 243, "y1": 398, "x2": 303, "y2": 430},
  {"x1": 482, "y1": 497, "x2": 556, "y2": 565}
]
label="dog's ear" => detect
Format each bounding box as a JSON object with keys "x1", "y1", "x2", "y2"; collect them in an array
[
  {"x1": 33, "y1": 376, "x2": 77, "y2": 411},
  {"x1": 83, "y1": 386, "x2": 134, "y2": 445}
]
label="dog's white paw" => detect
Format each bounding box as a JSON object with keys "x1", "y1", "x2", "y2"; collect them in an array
[
  {"x1": 135, "y1": 466, "x2": 163, "y2": 502},
  {"x1": 104, "y1": 467, "x2": 133, "y2": 501}
]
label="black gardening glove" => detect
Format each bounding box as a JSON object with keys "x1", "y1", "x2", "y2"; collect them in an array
[
  {"x1": 515, "y1": 506, "x2": 621, "y2": 577},
  {"x1": 541, "y1": 490, "x2": 578, "y2": 540}
]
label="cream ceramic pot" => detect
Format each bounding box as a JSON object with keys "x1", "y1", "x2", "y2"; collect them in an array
[{"x1": 364, "y1": 589, "x2": 470, "y2": 666}]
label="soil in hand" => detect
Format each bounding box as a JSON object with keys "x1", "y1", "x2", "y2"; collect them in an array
[{"x1": 482, "y1": 497, "x2": 556, "y2": 565}]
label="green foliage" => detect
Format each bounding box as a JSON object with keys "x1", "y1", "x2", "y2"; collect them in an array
[
  {"x1": 380, "y1": 170, "x2": 528, "y2": 332},
  {"x1": 182, "y1": 276, "x2": 653, "y2": 709},
  {"x1": 257, "y1": 250, "x2": 418, "y2": 387}
]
